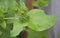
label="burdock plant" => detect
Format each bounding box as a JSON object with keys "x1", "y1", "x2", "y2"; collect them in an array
[{"x1": 0, "y1": 0, "x2": 56, "y2": 38}]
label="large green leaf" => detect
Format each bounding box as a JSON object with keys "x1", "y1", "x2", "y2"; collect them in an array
[
  {"x1": 27, "y1": 9, "x2": 56, "y2": 31},
  {"x1": 32, "y1": 0, "x2": 49, "y2": 7}
]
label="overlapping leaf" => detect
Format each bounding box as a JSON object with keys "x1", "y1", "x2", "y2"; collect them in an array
[
  {"x1": 11, "y1": 19, "x2": 23, "y2": 37},
  {"x1": 11, "y1": 19, "x2": 28, "y2": 37},
  {"x1": 27, "y1": 9, "x2": 56, "y2": 31}
]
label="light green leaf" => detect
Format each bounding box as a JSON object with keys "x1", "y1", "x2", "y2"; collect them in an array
[
  {"x1": 27, "y1": 9, "x2": 45, "y2": 16},
  {"x1": 11, "y1": 20, "x2": 23, "y2": 37},
  {"x1": 27, "y1": 9, "x2": 56, "y2": 31},
  {"x1": 27, "y1": 29, "x2": 47, "y2": 38},
  {"x1": 11, "y1": 19, "x2": 28, "y2": 37},
  {"x1": 17, "y1": 1, "x2": 28, "y2": 14},
  {"x1": 32, "y1": 0, "x2": 49, "y2": 7},
  {"x1": 0, "y1": 1, "x2": 5, "y2": 17},
  {"x1": 20, "y1": 2, "x2": 28, "y2": 12},
  {"x1": 0, "y1": 21, "x2": 6, "y2": 29},
  {"x1": 0, "y1": 0, "x2": 8, "y2": 11},
  {"x1": 0, "y1": 10, "x2": 4, "y2": 17},
  {"x1": 7, "y1": 0, "x2": 17, "y2": 17},
  {"x1": 8, "y1": 0, "x2": 16, "y2": 10}
]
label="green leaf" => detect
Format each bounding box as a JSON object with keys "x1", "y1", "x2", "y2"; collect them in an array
[
  {"x1": 0, "y1": 1, "x2": 5, "y2": 17},
  {"x1": 27, "y1": 9, "x2": 56, "y2": 31},
  {"x1": 7, "y1": 0, "x2": 17, "y2": 17},
  {"x1": 20, "y1": 2, "x2": 28, "y2": 12},
  {"x1": 0, "y1": 10, "x2": 4, "y2": 17},
  {"x1": 27, "y1": 29, "x2": 47, "y2": 38},
  {"x1": 32, "y1": 0, "x2": 49, "y2": 7},
  {"x1": 11, "y1": 20, "x2": 23, "y2": 37},
  {"x1": 27, "y1": 9, "x2": 45, "y2": 16},
  {"x1": 0, "y1": 21, "x2": 6, "y2": 29},
  {"x1": 8, "y1": 0, "x2": 16, "y2": 9},
  {"x1": 0, "y1": 31, "x2": 2, "y2": 36},
  {"x1": 17, "y1": 1, "x2": 28, "y2": 13},
  {"x1": 0, "y1": 18, "x2": 6, "y2": 29},
  {"x1": 0, "y1": 0, "x2": 8, "y2": 11},
  {"x1": 10, "y1": 19, "x2": 28, "y2": 37}
]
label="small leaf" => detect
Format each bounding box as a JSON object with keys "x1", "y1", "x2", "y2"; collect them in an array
[{"x1": 27, "y1": 9, "x2": 56, "y2": 31}]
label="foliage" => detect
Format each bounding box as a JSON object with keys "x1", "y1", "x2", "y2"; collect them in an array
[
  {"x1": 27, "y1": 29, "x2": 47, "y2": 38},
  {"x1": 0, "y1": 0, "x2": 56, "y2": 38},
  {"x1": 32, "y1": 0, "x2": 49, "y2": 7}
]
